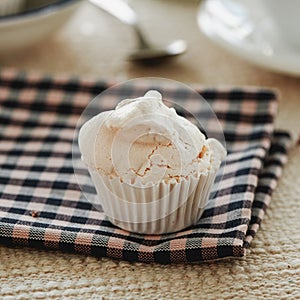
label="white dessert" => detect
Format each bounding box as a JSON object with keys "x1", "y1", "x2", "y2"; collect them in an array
[
  {"x1": 78, "y1": 90, "x2": 226, "y2": 233},
  {"x1": 79, "y1": 90, "x2": 225, "y2": 186}
]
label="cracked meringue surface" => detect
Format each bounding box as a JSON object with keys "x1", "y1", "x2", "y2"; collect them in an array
[{"x1": 79, "y1": 90, "x2": 221, "y2": 186}]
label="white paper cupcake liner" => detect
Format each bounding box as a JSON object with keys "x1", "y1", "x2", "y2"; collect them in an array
[{"x1": 88, "y1": 166, "x2": 219, "y2": 234}]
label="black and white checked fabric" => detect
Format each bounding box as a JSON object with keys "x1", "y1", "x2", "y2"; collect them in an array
[{"x1": 0, "y1": 69, "x2": 291, "y2": 263}]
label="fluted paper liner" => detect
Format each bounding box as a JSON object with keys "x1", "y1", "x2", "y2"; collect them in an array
[{"x1": 87, "y1": 165, "x2": 218, "y2": 234}]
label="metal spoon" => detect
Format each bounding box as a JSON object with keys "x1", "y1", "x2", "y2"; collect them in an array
[{"x1": 89, "y1": 0, "x2": 187, "y2": 64}]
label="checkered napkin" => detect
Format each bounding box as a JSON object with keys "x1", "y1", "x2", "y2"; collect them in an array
[{"x1": 0, "y1": 69, "x2": 291, "y2": 263}]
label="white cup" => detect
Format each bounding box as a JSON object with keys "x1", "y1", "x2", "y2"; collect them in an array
[{"x1": 263, "y1": 0, "x2": 300, "y2": 49}]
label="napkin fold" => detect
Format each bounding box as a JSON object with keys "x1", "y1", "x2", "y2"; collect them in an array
[{"x1": 0, "y1": 69, "x2": 291, "y2": 263}]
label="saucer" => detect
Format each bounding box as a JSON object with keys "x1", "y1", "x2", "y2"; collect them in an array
[
  {"x1": 0, "y1": 0, "x2": 82, "y2": 53},
  {"x1": 198, "y1": 0, "x2": 300, "y2": 76}
]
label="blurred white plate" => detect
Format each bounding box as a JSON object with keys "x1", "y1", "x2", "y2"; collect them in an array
[
  {"x1": 198, "y1": 0, "x2": 300, "y2": 76},
  {"x1": 0, "y1": 0, "x2": 82, "y2": 53}
]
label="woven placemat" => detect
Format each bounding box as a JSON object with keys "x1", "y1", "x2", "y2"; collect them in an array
[{"x1": 0, "y1": 69, "x2": 291, "y2": 263}]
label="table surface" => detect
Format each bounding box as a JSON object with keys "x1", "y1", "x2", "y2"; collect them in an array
[{"x1": 1, "y1": 1, "x2": 300, "y2": 299}]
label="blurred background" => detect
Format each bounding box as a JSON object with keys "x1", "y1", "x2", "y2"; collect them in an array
[
  {"x1": 0, "y1": 0, "x2": 201, "y2": 80},
  {"x1": 0, "y1": 0, "x2": 299, "y2": 132}
]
